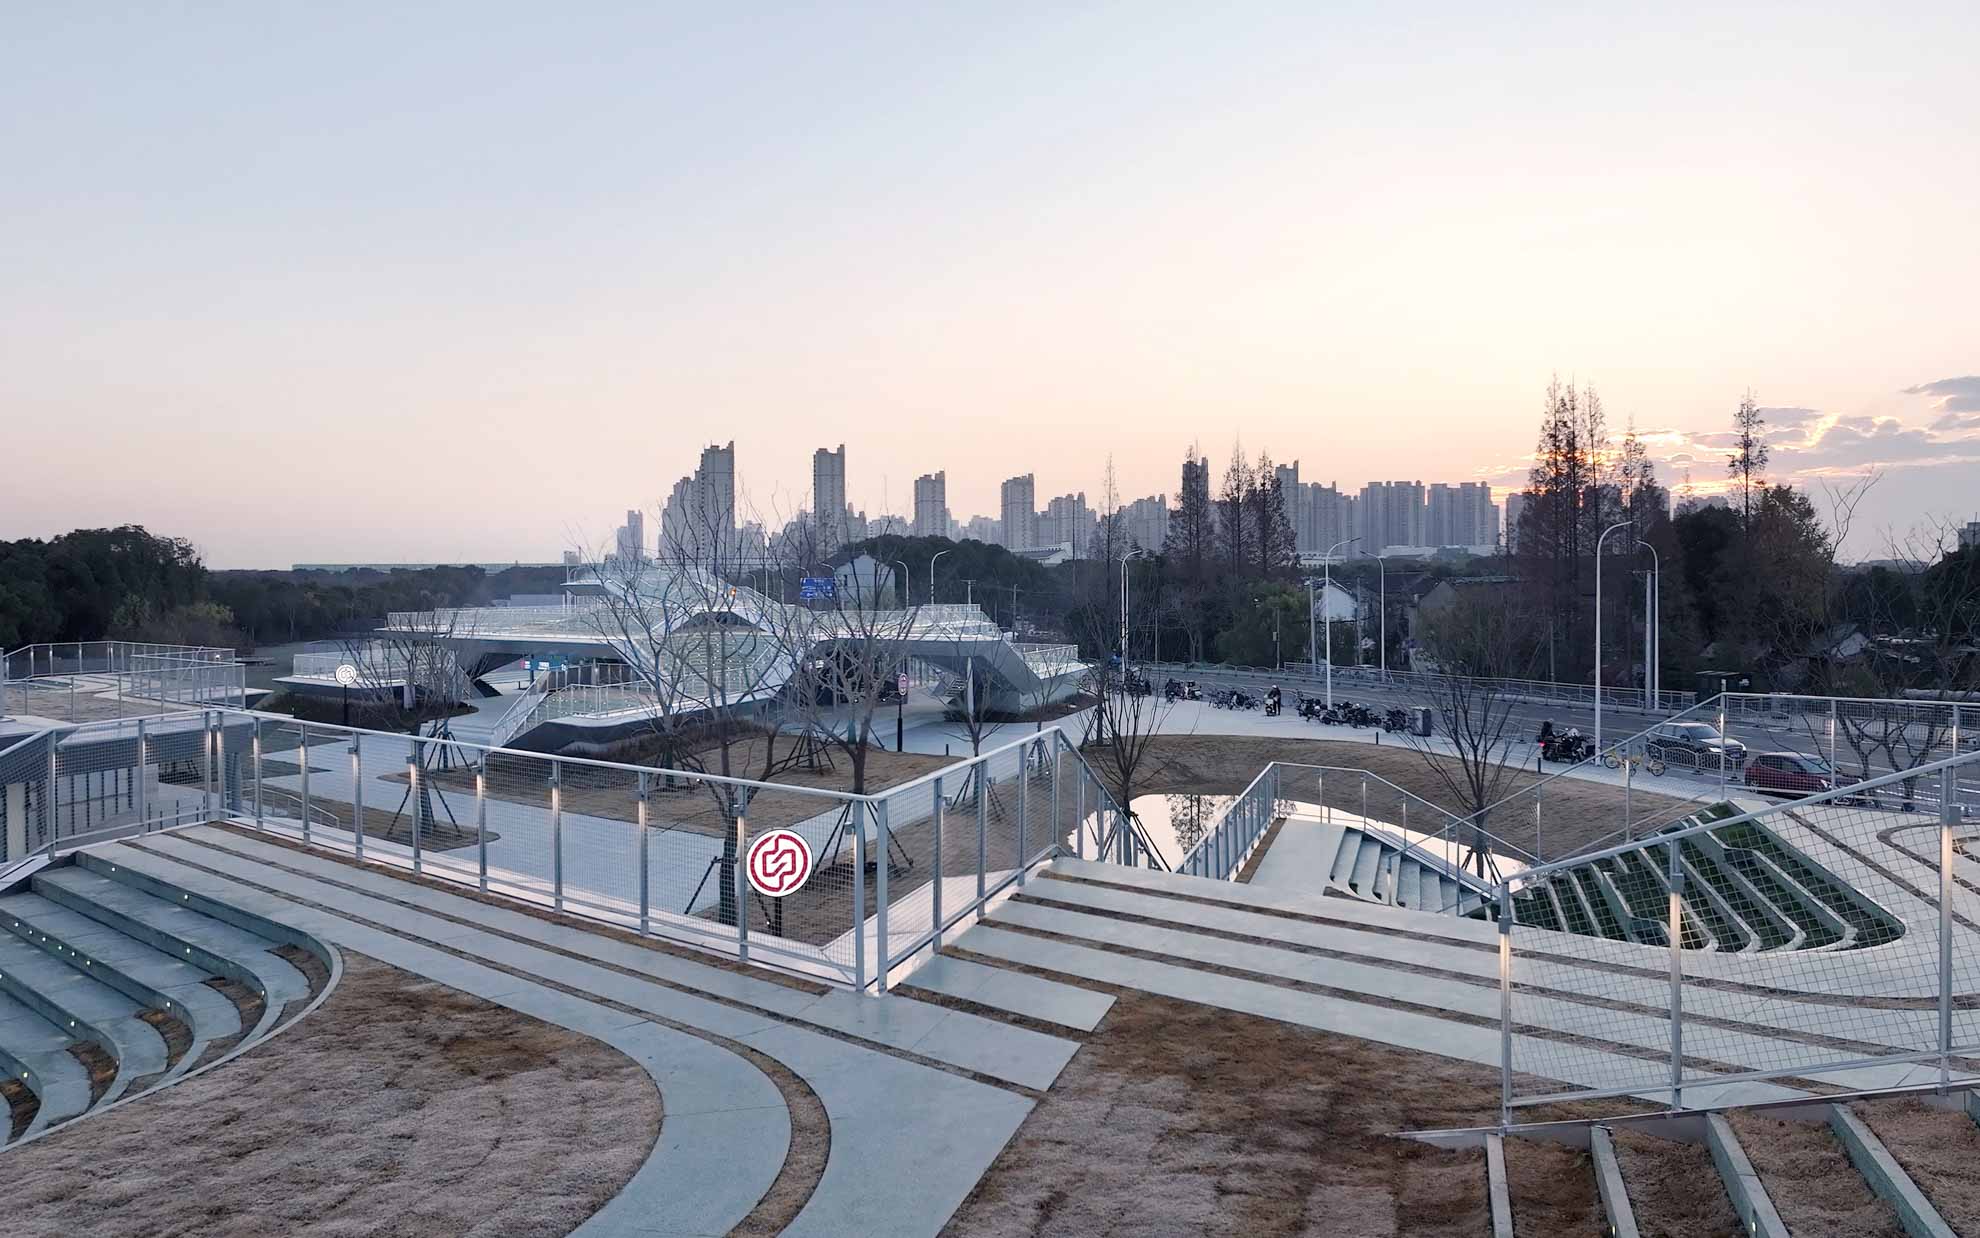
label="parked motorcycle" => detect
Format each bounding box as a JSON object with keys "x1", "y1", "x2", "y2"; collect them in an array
[{"x1": 1380, "y1": 707, "x2": 1409, "y2": 733}]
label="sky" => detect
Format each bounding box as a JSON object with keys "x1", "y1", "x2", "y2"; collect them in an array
[{"x1": 3, "y1": 3, "x2": 1976, "y2": 568}]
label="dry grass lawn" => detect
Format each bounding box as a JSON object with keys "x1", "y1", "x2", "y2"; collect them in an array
[
  {"x1": 1131, "y1": 734, "x2": 1702, "y2": 860},
  {"x1": 937, "y1": 971, "x2": 1706, "y2": 1238},
  {"x1": 2, "y1": 953, "x2": 660, "y2": 1238}
]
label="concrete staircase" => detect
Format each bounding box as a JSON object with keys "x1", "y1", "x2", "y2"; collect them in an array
[
  {"x1": 0, "y1": 851, "x2": 336, "y2": 1144},
  {"x1": 1281, "y1": 812, "x2": 1495, "y2": 914}
]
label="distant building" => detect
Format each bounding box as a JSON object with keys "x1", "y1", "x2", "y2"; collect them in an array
[
  {"x1": 613, "y1": 509, "x2": 645, "y2": 562},
  {"x1": 1959, "y1": 520, "x2": 1980, "y2": 552},
  {"x1": 660, "y1": 441, "x2": 737, "y2": 554},
  {"x1": 813, "y1": 444, "x2": 848, "y2": 549},
  {"x1": 1424, "y1": 482, "x2": 1498, "y2": 550},
  {"x1": 912, "y1": 471, "x2": 949, "y2": 538},
  {"x1": 1503, "y1": 492, "x2": 1527, "y2": 554},
  {"x1": 1122, "y1": 494, "x2": 1169, "y2": 551},
  {"x1": 962, "y1": 514, "x2": 1000, "y2": 543},
  {"x1": 1000, "y1": 473, "x2": 1038, "y2": 549},
  {"x1": 1359, "y1": 481, "x2": 1425, "y2": 553},
  {"x1": 1042, "y1": 492, "x2": 1095, "y2": 558}
]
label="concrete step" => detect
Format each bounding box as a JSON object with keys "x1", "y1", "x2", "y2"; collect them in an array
[
  {"x1": 1704, "y1": 1113, "x2": 1790, "y2": 1238},
  {"x1": 0, "y1": 891, "x2": 240, "y2": 1047},
  {"x1": 1827, "y1": 1104, "x2": 1957, "y2": 1238},
  {"x1": 1588, "y1": 1126, "x2": 1642, "y2": 1238},
  {"x1": 0, "y1": 988, "x2": 92, "y2": 1138},
  {"x1": 0, "y1": 932, "x2": 167, "y2": 1104},
  {"x1": 1395, "y1": 857, "x2": 1421, "y2": 908},
  {"x1": 1328, "y1": 827, "x2": 1361, "y2": 886},
  {"x1": 34, "y1": 864, "x2": 309, "y2": 1021},
  {"x1": 1348, "y1": 836, "x2": 1381, "y2": 898}
]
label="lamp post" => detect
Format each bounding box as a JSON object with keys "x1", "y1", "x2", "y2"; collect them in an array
[
  {"x1": 1594, "y1": 520, "x2": 1633, "y2": 758},
  {"x1": 893, "y1": 559, "x2": 911, "y2": 608},
  {"x1": 1322, "y1": 537, "x2": 1360, "y2": 707},
  {"x1": 929, "y1": 548, "x2": 952, "y2": 605},
  {"x1": 1120, "y1": 549, "x2": 1146, "y2": 672},
  {"x1": 1638, "y1": 539, "x2": 1661, "y2": 708},
  {"x1": 1366, "y1": 551, "x2": 1388, "y2": 680}
]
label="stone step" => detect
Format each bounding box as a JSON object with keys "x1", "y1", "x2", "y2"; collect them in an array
[
  {"x1": 0, "y1": 891, "x2": 240, "y2": 1046},
  {"x1": 1703, "y1": 1113, "x2": 1790, "y2": 1238},
  {"x1": 1827, "y1": 1104, "x2": 1957, "y2": 1238},
  {"x1": 0, "y1": 932, "x2": 167, "y2": 1103},
  {"x1": 1588, "y1": 1126, "x2": 1641, "y2": 1238},
  {"x1": 1328, "y1": 827, "x2": 1361, "y2": 886},
  {"x1": 0, "y1": 988, "x2": 92, "y2": 1137},
  {"x1": 34, "y1": 865, "x2": 309, "y2": 1028},
  {"x1": 1395, "y1": 856, "x2": 1421, "y2": 908},
  {"x1": 1348, "y1": 836, "x2": 1381, "y2": 898}
]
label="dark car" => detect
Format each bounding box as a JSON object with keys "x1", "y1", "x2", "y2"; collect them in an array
[
  {"x1": 1645, "y1": 721, "x2": 1747, "y2": 771},
  {"x1": 1744, "y1": 751, "x2": 1838, "y2": 797}
]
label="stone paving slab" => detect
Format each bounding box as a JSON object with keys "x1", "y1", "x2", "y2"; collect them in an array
[
  {"x1": 901, "y1": 953, "x2": 1116, "y2": 1031},
  {"x1": 180, "y1": 826, "x2": 1082, "y2": 1091},
  {"x1": 104, "y1": 839, "x2": 1033, "y2": 1238},
  {"x1": 1246, "y1": 817, "x2": 1349, "y2": 891}
]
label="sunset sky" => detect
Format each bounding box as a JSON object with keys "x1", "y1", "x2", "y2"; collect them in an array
[{"x1": 4, "y1": 4, "x2": 1975, "y2": 567}]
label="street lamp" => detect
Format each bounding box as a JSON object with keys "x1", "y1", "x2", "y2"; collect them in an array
[
  {"x1": 1321, "y1": 537, "x2": 1360, "y2": 707},
  {"x1": 1120, "y1": 548, "x2": 1147, "y2": 672},
  {"x1": 1594, "y1": 520, "x2": 1633, "y2": 758},
  {"x1": 929, "y1": 548, "x2": 952, "y2": 605},
  {"x1": 1638, "y1": 539, "x2": 1661, "y2": 707},
  {"x1": 893, "y1": 559, "x2": 911, "y2": 608},
  {"x1": 1362, "y1": 550, "x2": 1389, "y2": 681}
]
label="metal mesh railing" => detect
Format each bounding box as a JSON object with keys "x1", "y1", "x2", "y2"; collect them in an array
[
  {"x1": 1, "y1": 643, "x2": 246, "y2": 724},
  {"x1": 1496, "y1": 746, "x2": 1980, "y2": 1117}
]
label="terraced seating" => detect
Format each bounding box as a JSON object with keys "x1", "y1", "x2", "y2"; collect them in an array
[
  {"x1": 1274, "y1": 811, "x2": 1494, "y2": 915},
  {"x1": 1467, "y1": 805, "x2": 1898, "y2": 955},
  {"x1": 0, "y1": 851, "x2": 336, "y2": 1145}
]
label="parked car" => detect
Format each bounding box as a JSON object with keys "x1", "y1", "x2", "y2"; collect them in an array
[
  {"x1": 1744, "y1": 751, "x2": 1842, "y2": 798},
  {"x1": 1645, "y1": 721, "x2": 1747, "y2": 771}
]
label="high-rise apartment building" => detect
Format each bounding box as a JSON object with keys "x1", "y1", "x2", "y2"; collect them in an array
[
  {"x1": 1293, "y1": 481, "x2": 1356, "y2": 554},
  {"x1": 1042, "y1": 492, "x2": 1095, "y2": 556},
  {"x1": 912, "y1": 471, "x2": 949, "y2": 538},
  {"x1": 1425, "y1": 482, "x2": 1498, "y2": 549},
  {"x1": 614, "y1": 509, "x2": 645, "y2": 561},
  {"x1": 1000, "y1": 473, "x2": 1038, "y2": 549},
  {"x1": 660, "y1": 441, "x2": 738, "y2": 556},
  {"x1": 1358, "y1": 481, "x2": 1425, "y2": 552},
  {"x1": 1273, "y1": 460, "x2": 1301, "y2": 548},
  {"x1": 1122, "y1": 494, "x2": 1169, "y2": 551},
  {"x1": 812, "y1": 444, "x2": 848, "y2": 548}
]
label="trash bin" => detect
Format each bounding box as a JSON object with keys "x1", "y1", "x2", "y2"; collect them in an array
[{"x1": 1409, "y1": 706, "x2": 1433, "y2": 737}]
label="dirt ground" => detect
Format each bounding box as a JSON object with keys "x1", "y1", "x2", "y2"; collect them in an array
[
  {"x1": 1611, "y1": 1129, "x2": 1743, "y2": 1237},
  {"x1": 938, "y1": 972, "x2": 1678, "y2": 1238},
  {"x1": 1131, "y1": 735, "x2": 1700, "y2": 860},
  {"x1": 1851, "y1": 1097, "x2": 1980, "y2": 1233},
  {"x1": 1, "y1": 952, "x2": 661, "y2": 1238},
  {"x1": 1724, "y1": 1110, "x2": 1905, "y2": 1238}
]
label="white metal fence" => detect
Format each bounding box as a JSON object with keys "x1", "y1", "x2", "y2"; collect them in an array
[
  {"x1": 1, "y1": 642, "x2": 246, "y2": 722},
  {"x1": 1494, "y1": 746, "x2": 1980, "y2": 1120},
  {"x1": 2, "y1": 707, "x2": 1137, "y2": 989}
]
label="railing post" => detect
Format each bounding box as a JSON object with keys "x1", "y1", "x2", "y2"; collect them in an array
[
  {"x1": 1717, "y1": 696, "x2": 1729, "y2": 798},
  {"x1": 299, "y1": 724, "x2": 312, "y2": 845},
  {"x1": 350, "y1": 734, "x2": 365, "y2": 860},
  {"x1": 1049, "y1": 742, "x2": 1061, "y2": 857},
  {"x1": 637, "y1": 771, "x2": 650, "y2": 935},
  {"x1": 1361, "y1": 774, "x2": 1367, "y2": 825},
  {"x1": 1319, "y1": 770, "x2": 1325, "y2": 824},
  {"x1": 476, "y1": 758, "x2": 488, "y2": 892},
  {"x1": 1828, "y1": 699, "x2": 1840, "y2": 773},
  {"x1": 1940, "y1": 765, "x2": 1956, "y2": 1093},
  {"x1": 853, "y1": 800, "x2": 867, "y2": 990},
  {"x1": 1016, "y1": 743, "x2": 1029, "y2": 886},
  {"x1": 249, "y1": 717, "x2": 262, "y2": 829},
  {"x1": 201, "y1": 711, "x2": 214, "y2": 821},
  {"x1": 1074, "y1": 767, "x2": 1086, "y2": 860},
  {"x1": 408, "y1": 743, "x2": 423, "y2": 876},
  {"x1": 550, "y1": 758, "x2": 563, "y2": 910},
  {"x1": 931, "y1": 775, "x2": 944, "y2": 943},
  {"x1": 873, "y1": 800, "x2": 889, "y2": 990},
  {"x1": 136, "y1": 717, "x2": 149, "y2": 831},
  {"x1": 977, "y1": 761, "x2": 989, "y2": 903},
  {"x1": 46, "y1": 728, "x2": 61, "y2": 849},
  {"x1": 1668, "y1": 840, "x2": 1685, "y2": 1111},
  {"x1": 736, "y1": 810, "x2": 750, "y2": 965},
  {"x1": 1498, "y1": 885, "x2": 1514, "y2": 1130}
]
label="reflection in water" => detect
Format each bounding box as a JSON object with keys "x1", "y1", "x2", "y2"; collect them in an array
[{"x1": 1129, "y1": 794, "x2": 1235, "y2": 868}]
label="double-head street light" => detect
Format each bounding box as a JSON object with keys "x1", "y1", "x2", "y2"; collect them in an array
[
  {"x1": 1321, "y1": 537, "x2": 1360, "y2": 707},
  {"x1": 1593, "y1": 521, "x2": 1633, "y2": 758}
]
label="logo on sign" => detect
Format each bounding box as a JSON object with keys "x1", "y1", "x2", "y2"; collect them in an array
[{"x1": 746, "y1": 829, "x2": 815, "y2": 898}]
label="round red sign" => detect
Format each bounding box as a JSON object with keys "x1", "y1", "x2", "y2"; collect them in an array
[{"x1": 746, "y1": 828, "x2": 815, "y2": 898}]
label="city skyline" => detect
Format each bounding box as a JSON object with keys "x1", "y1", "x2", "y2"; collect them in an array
[{"x1": 5, "y1": 6, "x2": 1975, "y2": 567}]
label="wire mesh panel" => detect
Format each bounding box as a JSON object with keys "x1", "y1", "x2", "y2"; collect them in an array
[{"x1": 1501, "y1": 749, "x2": 1979, "y2": 1113}]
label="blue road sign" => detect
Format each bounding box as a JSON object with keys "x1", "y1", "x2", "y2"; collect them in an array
[{"x1": 799, "y1": 576, "x2": 836, "y2": 601}]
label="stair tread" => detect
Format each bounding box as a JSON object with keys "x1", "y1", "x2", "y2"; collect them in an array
[
  {"x1": 0, "y1": 893, "x2": 241, "y2": 1041},
  {"x1": 0, "y1": 936, "x2": 169, "y2": 1078},
  {"x1": 1349, "y1": 837, "x2": 1381, "y2": 897},
  {"x1": 34, "y1": 867, "x2": 307, "y2": 1004}
]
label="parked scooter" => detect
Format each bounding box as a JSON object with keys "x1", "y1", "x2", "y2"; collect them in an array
[
  {"x1": 1263, "y1": 686, "x2": 1282, "y2": 717},
  {"x1": 1380, "y1": 707, "x2": 1409, "y2": 733}
]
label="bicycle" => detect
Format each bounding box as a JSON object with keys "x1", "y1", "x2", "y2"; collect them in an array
[{"x1": 1602, "y1": 749, "x2": 1667, "y2": 777}]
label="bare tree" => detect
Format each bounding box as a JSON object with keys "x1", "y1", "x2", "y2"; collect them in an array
[{"x1": 1402, "y1": 590, "x2": 1546, "y2": 874}]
